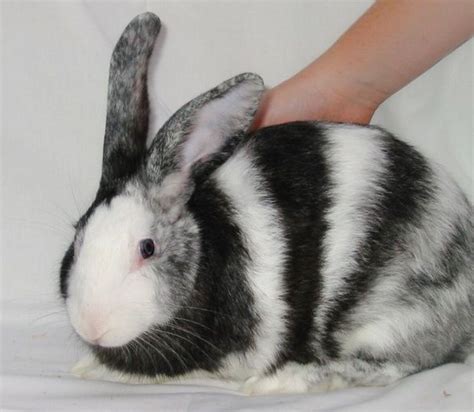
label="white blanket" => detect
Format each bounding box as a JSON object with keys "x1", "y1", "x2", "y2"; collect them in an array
[{"x1": 1, "y1": 1, "x2": 472, "y2": 410}]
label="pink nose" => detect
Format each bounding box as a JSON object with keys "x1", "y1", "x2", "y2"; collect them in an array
[
  {"x1": 78, "y1": 311, "x2": 110, "y2": 345},
  {"x1": 86, "y1": 330, "x2": 109, "y2": 346}
]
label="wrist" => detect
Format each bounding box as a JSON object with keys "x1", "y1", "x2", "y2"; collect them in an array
[
  {"x1": 301, "y1": 55, "x2": 384, "y2": 123},
  {"x1": 251, "y1": 55, "x2": 385, "y2": 130}
]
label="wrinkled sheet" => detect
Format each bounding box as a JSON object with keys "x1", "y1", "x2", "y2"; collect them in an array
[{"x1": 1, "y1": 1, "x2": 473, "y2": 410}]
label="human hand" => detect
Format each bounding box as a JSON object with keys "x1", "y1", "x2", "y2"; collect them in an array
[{"x1": 251, "y1": 67, "x2": 378, "y2": 130}]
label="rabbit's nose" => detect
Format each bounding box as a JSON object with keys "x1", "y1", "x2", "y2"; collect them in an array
[
  {"x1": 87, "y1": 329, "x2": 110, "y2": 346},
  {"x1": 81, "y1": 324, "x2": 111, "y2": 346},
  {"x1": 78, "y1": 310, "x2": 111, "y2": 345}
]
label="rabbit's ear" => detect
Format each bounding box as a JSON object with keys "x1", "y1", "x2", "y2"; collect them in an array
[
  {"x1": 146, "y1": 73, "x2": 264, "y2": 211},
  {"x1": 99, "y1": 13, "x2": 161, "y2": 190}
]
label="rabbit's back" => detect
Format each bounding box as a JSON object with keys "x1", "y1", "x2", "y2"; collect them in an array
[{"x1": 211, "y1": 121, "x2": 473, "y2": 372}]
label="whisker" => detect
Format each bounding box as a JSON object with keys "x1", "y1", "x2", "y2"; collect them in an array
[
  {"x1": 155, "y1": 327, "x2": 218, "y2": 366},
  {"x1": 172, "y1": 316, "x2": 214, "y2": 332},
  {"x1": 29, "y1": 319, "x2": 68, "y2": 330},
  {"x1": 67, "y1": 172, "x2": 82, "y2": 219},
  {"x1": 47, "y1": 199, "x2": 76, "y2": 227},
  {"x1": 67, "y1": 330, "x2": 79, "y2": 344},
  {"x1": 8, "y1": 218, "x2": 71, "y2": 237},
  {"x1": 136, "y1": 335, "x2": 174, "y2": 376},
  {"x1": 167, "y1": 302, "x2": 242, "y2": 322},
  {"x1": 120, "y1": 346, "x2": 128, "y2": 366},
  {"x1": 122, "y1": 343, "x2": 133, "y2": 367},
  {"x1": 142, "y1": 332, "x2": 187, "y2": 375},
  {"x1": 128, "y1": 341, "x2": 141, "y2": 370},
  {"x1": 159, "y1": 330, "x2": 200, "y2": 370},
  {"x1": 34, "y1": 205, "x2": 75, "y2": 232},
  {"x1": 168, "y1": 324, "x2": 224, "y2": 356},
  {"x1": 142, "y1": 331, "x2": 190, "y2": 373},
  {"x1": 30, "y1": 309, "x2": 67, "y2": 324},
  {"x1": 134, "y1": 336, "x2": 158, "y2": 375}
]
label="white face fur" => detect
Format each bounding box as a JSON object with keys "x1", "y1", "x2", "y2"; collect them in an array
[{"x1": 66, "y1": 193, "x2": 172, "y2": 347}]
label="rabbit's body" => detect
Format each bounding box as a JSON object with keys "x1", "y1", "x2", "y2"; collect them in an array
[
  {"x1": 62, "y1": 13, "x2": 473, "y2": 394},
  {"x1": 214, "y1": 123, "x2": 472, "y2": 393}
]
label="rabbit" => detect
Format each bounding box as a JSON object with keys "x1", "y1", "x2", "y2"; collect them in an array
[{"x1": 60, "y1": 12, "x2": 473, "y2": 395}]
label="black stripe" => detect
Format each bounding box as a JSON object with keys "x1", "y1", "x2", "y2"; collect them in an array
[
  {"x1": 59, "y1": 243, "x2": 74, "y2": 299},
  {"x1": 251, "y1": 122, "x2": 332, "y2": 367}
]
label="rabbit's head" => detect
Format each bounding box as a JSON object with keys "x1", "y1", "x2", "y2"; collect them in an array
[{"x1": 59, "y1": 13, "x2": 264, "y2": 348}]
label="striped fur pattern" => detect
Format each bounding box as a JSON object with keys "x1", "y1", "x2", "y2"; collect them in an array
[{"x1": 60, "y1": 13, "x2": 473, "y2": 394}]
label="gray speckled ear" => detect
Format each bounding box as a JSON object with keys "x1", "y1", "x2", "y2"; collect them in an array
[
  {"x1": 100, "y1": 12, "x2": 161, "y2": 189},
  {"x1": 145, "y1": 73, "x2": 264, "y2": 206}
]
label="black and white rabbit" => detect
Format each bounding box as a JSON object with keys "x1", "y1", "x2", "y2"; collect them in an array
[{"x1": 60, "y1": 13, "x2": 473, "y2": 394}]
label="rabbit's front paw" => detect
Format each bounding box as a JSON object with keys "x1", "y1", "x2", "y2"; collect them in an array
[
  {"x1": 71, "y1": 354, "x2": 145, "y2": 383},
  {"x1": 71, "y1": 354, "x2": 104, "y2": 380},
  {"x1": 241, "y1": 373, "x2": 309, "y2": 395}
]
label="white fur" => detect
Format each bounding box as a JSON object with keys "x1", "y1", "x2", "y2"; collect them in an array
[
  {"x1": 182, "y1": 80, "x2": 261, "y2": 167},
  {"x1": 341, "y1": 162, "x2": 472, "y2": 359},
  {"x1": 67, "y1": 191, "x2": 170, "y2": 347},
  {"x1": 406, "y1": 163, "x2": 471, "y2": 274},
  {"x1": 241, "y1": 360, "x2": 407, "y2": 395},
  {"x1": 241, "y1": 362, "x2": 346, "y2": 395},
  {"x1": 341, "y1": 305, "x2": 431, "y2": 356},
  {"x1": 316, "y1": 125, "x2": 388, "y2": 332},
  {"x1": 214, "y1": 148, "x2": 288, "y2": 377},
  {"x1": 241, "y1": 366, "x2": 311, "y2": 395}
]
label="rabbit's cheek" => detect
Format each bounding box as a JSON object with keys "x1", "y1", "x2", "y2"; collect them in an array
[{"x1": 130, "y1": 257, "x2": 145, "y2": 273}]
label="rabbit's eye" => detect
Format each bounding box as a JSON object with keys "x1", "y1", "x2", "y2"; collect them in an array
[{"x1": 139, "y1": 239, "x2": 155, "y2": 259}]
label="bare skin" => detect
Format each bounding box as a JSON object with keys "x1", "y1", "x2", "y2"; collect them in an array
[{"x1": 252, "y1": 0, "x2": 474, "y2": 129}]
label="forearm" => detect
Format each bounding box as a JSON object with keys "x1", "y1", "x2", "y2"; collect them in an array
[
  {"x1": 254, "y1": 0, "x2": 474, "y2": 128},
  {"x1": 312, "y1": 0, "x2": 474, "y2": 109}
]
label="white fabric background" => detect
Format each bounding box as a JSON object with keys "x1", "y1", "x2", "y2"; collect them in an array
[{"x1": 1, "y1": 1, "x2": 472, "y2": 410}]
